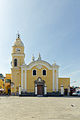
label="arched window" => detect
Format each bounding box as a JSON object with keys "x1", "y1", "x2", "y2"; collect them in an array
[
  {"x1": 43, "y1": 70, "x2": 46, "y2": 76},
  {"x1": 33, "y1": 70, "x2": 36, "y2": 76},
  {"x1": 14, "y1": 59, "x2": 17, "y2": 67}
]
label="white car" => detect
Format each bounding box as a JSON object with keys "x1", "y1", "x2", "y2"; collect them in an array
[
  {"x1": 77, "y1": 91, "x2": 80, "y2": 96},
  {"x1": 72, "y1": 92, "x2": 78, "y2": 96},
  {"x1": 72, "y1": 91, "x2": 80, "y2": 96}
]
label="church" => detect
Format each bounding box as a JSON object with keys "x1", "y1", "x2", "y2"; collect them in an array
[{"x1": 11, "y1": 34, "x2": 70, "y2": 96}]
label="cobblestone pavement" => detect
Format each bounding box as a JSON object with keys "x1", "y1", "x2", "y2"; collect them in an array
[{"x1": 0, "y1": 96, "x2": 80, "y2": 120}]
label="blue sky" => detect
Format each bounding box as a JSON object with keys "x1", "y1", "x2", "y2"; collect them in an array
[{"x1": 0, "y1": 0, "x2": 80, "y2": 86}]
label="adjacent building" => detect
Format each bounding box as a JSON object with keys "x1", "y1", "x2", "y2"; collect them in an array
[
  {"x1": 0, "y1": 74, "x2": 4, "y2": 93},
  {"x1": 5, "y1": 74, "x2": 11, "y2": 94}
]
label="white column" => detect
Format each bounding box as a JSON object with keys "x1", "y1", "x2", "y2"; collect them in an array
[
  {"x1": 21, "y1": 68, "x2": 23, "y2": 90},
  {"x1": 68, "y1": 85, "x2": 70, "y2": 96},
  {"x1": 35, "y1": 84, "x2": 37, "y2": 95},
  {"x1": 19, "y1": 85, "x2": 21, "y2": 95},
  {"x1": 25, "y1": 68, "x2": 27, "y2": 91},
  {"x1": 44, "y1": 85, "x2": 47, "y2": 95},
  {"x1": 53, "y1": 68, "x2": 55, "y2": 91},
  {"x1": 56, "y1": 69, "x2": 58, "y2": 91},
  {"x1": 61, "y1": 85, "x2": 64, "y2": 95}
]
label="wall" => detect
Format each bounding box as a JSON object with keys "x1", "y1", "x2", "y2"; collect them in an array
[
  {"x1": 11, "y1": 68, "x2": 21, "y2": 93},
  {"x1": 5, "y1": 74, "x2": 11, "y2": 94},
  {"x1": 24, "y1": 65, "x2": 53, "y2": 93},
  {"x1": 58, "y1": 78, "x2": 70, "y2": 90}
]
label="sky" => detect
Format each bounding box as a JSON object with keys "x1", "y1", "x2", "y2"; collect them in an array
[{"x1": 0, "y1": 0, "x2": 80, "y2": 86}]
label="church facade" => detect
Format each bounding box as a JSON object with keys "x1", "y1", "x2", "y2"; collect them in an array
[{"x1": 11, "y1": 34, "x2": 70, "y2": 96}]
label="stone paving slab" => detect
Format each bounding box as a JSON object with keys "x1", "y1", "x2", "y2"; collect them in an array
[{"x1": 0, "y1": 96, "x2": 80, "y2": 120}]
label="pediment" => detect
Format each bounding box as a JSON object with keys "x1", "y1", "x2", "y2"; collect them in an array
[{"x1": 27, "y1": 60, "x2": 52, "y2": 70}]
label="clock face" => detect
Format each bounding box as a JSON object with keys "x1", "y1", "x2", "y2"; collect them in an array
[{"x1": 16, "y1": 48, "x2": 21, "y2": 52}]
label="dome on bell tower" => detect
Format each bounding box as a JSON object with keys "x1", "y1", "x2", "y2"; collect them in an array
[{"x1": 13, "y1": 33, "x2": 24, "y2": 47}]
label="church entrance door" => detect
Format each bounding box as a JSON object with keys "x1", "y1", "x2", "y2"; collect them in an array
[
  {"x1": 35, "y1": 77, "x2": 45, "y2": 96},
  {"x1": 37, "y1": 85, "x2": 43, "y2": 95}
]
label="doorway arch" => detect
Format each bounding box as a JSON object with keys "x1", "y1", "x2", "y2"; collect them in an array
[{"x1": 35, "y1": 77, "x2": 45, "y2": 95}]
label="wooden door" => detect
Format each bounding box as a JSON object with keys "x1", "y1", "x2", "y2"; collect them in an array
[{"x1": 37, "y1": 85, "x2": 43, "y2": 95}]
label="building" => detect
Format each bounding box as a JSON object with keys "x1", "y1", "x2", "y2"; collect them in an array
[
  {"x1": 5, "y1": 74, "x2": 11, "y2": 94},
  {"x1": 0, "y1": 74, "x2": 4, "y2": 89},
  {"x1": 0, "y1": 74, "x2": 5, "y2": 94},
  {"x1": 11, "y1": 34, "x2": 70, "y2": 96}
]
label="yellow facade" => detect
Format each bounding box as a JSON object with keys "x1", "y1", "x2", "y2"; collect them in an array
[
  {"x1": 11, "y1": 68, "x2": 21, "y2": 93},
  {"x1": 5, "y1": 74, "x2": 11, "y2": 94},
  {"x1": 11, "y1": 36, "x2": 25, "y2": 94},
  {"x1": 0, "y1": 74, "x2": 4, "y2": 90},
  {"x1": 11, "y1": 34, "x2": 70, "y2": 96},
  {"x1": 5, "y1": 74, "x2": 11, "y2": 79},
  {"x1": 0, "y1": 79, "x2": 4, "y2": 89},
  {"x1": 12, "y1": 46, "x2": 24, "y2": 67},
  {"x1": 58, "y1": 78, "x2": 70, "y2": 90},
  {"x1": 26, "y1": 65, "x2": 53, "y2": 93}
]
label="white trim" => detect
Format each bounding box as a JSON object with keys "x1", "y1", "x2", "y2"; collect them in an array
[
  {"x1": 21, "y1": 68, "x2": 23, "y2": 90},
  {"x1": 36, "y1": 64, "x2": 42, "y2": 69},
  {"x1": 53, "y1": 68, "x2": 55, "y2": 91},
  {"x1": 44, "y1": 85, "x2": 47, "y2": 95},
  {"x1": 56, "y1": 69, "x2": 58, "y2": 91},
  {"x1": 12, "y1": 54, "x2": 25, "y2": 57},
  {"x1": 27, "y1": 61, "x2": 52, "y2": 70},
  {"x1": 61, "y1": 85, "x2": 64, "y2": 95},
  {"x1": 53, "y1": 67, "x2": 59, "y2": 92},
  {"x1": 19, "y1": 86, "x2": 21, "y2": 95},
  {"x1": 25, "y1": 68, "x2": 27, "y2": 90},
  {"x1": 11, "y1": 67, "x2": 19, "y2": 69},
  {"x1": 35, "y1": 84, "x2": 37, "y2": 95},
  {"x1": 20, "y1": 67, "x2": 25, "y2": 70}
]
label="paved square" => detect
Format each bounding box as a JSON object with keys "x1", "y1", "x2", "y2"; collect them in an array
[{"x1": 0, "y1": 96, "x2": 80, "y2": 120}]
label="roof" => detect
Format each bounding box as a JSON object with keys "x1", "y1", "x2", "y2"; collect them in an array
[{"x1": 13, "y1": 38, "x2": 24, "y2": 47}]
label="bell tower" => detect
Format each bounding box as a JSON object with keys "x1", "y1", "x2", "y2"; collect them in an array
[
  {"x1": 11, "y1": 34, "x2": 25, "y2": 94},
  {"x1": 12, "y1": 33, "x2": 25, "y2": 67}
]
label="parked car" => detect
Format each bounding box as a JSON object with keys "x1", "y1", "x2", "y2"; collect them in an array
[
  {"x1": 77, "y1": 91, "x2": 80, "y2": 96},
  {"x1": 72, "y1": 91, "x2": 80, "y2": 96},
  {"x1": 72, "y1": 92, "x2": 78, "y2": 96}
]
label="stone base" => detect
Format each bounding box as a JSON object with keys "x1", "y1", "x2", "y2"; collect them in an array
[{"x1": 11, "y1": 91, "x2": 70, "y2": 97}]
